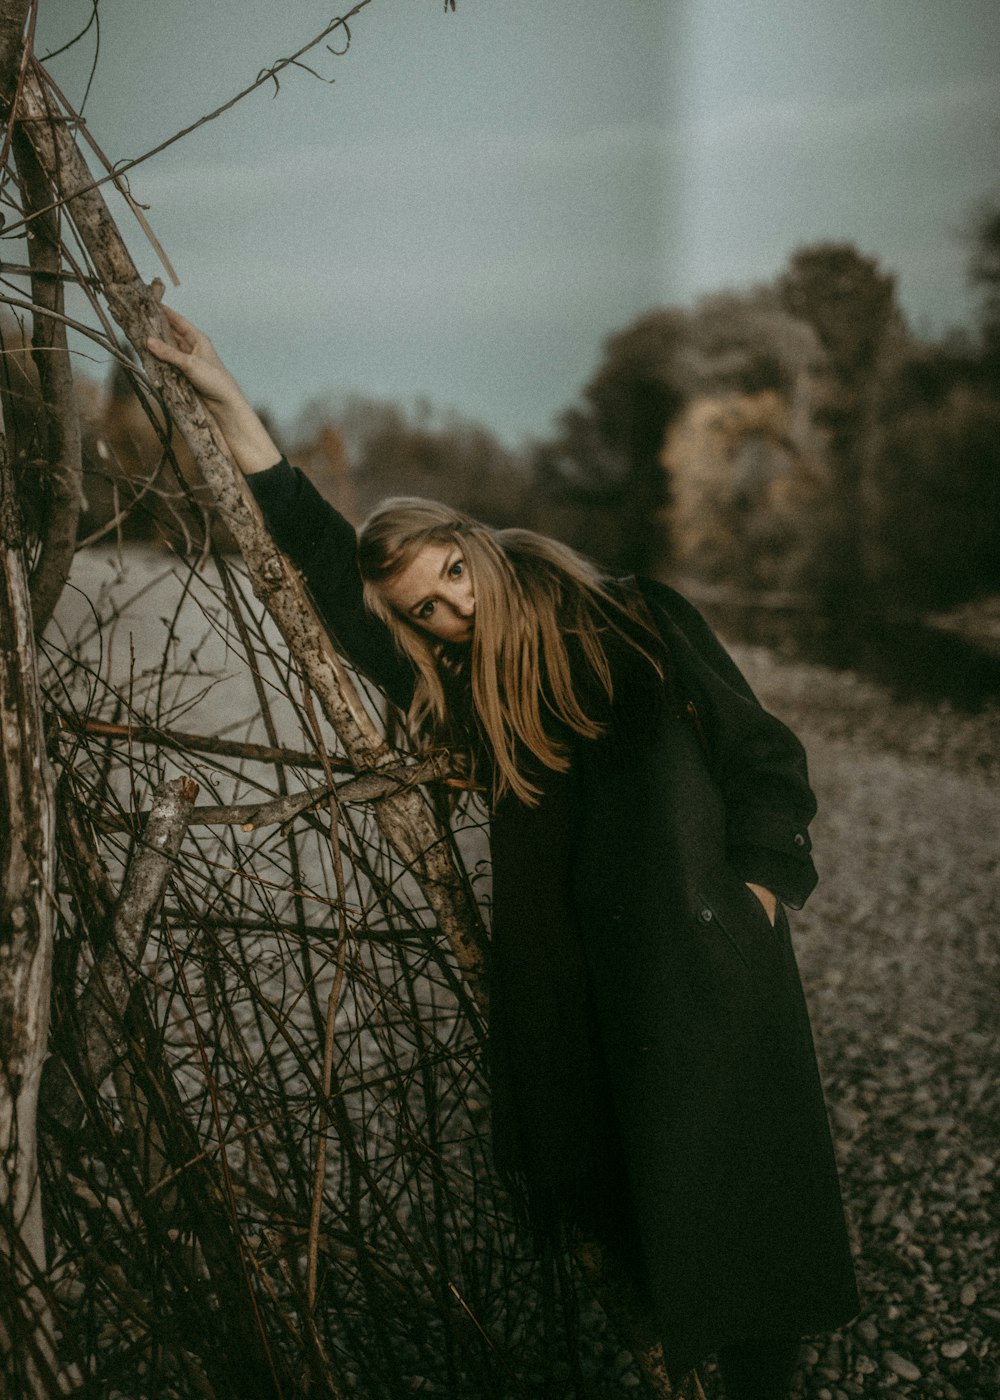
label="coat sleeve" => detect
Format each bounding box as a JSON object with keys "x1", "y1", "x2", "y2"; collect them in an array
[
  {"x1": 247, "y1": 458, "x2": 415, "y2": 711},
  {"x1": 638, "y1": 579, "x2": 819, "y2": 908}
]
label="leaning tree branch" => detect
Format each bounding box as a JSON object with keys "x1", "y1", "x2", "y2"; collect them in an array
[{"x1": 12, "y1": 118, "x2": 83, "y2": 635}]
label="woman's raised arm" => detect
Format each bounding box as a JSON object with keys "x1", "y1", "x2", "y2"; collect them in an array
[
  {"x1": 148, "y1": 309, "x2": 415, "y2": 710},
  {"x1": 147, "y1": 306, "x2": 281, "y2": 475}
]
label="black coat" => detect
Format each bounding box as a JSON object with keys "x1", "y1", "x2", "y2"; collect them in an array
[{"x1": 249, "y1": 461, "x2": 859, "y2": 1378}]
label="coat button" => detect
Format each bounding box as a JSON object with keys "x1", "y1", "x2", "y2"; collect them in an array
[{"x1": 698, "y1": 907, "x2": 713, "y2": 923}]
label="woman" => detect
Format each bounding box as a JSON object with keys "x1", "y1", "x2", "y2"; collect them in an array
[{"x1": 148, "y1": 309, "x2": 859, "y2": 1398}]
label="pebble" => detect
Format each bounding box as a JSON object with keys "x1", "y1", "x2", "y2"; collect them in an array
[
  {"x1": 941, "y1": 1340, "x2": 968, "y2": 1359},
  {"x1": 960, "y1": 1283, "x2": 978, "y2": 1307},
  {"x1": 883, "y1": 1351, "x2": 922, "y2": 1381},
  {"x1": 870, "y1": 1191, "x2": 895, "y2": 1225}
]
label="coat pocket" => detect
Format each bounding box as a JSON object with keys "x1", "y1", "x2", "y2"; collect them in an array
[{"x1": 692, "y1": 860, "x2": 775, "y2": 970}]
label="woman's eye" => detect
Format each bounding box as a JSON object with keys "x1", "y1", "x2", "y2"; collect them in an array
[
  {"x1": 417, "y1": 601, "x2": 436, "y2": 619},
  {"x1": 449, "y1": 559, "x2": 464, "y2": 578}
]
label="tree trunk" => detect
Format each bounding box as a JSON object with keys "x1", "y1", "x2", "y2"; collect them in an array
[
  {"x1": 0, "y1": 395, "x2": 63, "y2": 1396},
  {"x1": 12, "y1": 123, "x2": 83, "y2": 635},
  {"x1": 0, "y1": 14, "x2": 67, "y2": 1388},
  {"x1": 0, "y1": 0, "x2": 29, "y2": 95}
]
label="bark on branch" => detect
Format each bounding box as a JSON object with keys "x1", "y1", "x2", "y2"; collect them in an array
[
  {"x1": 59, "y1": 714, "x2": 348, "y2": 769},
  {"x1": 91, "y1": 752, "x2": 457, "y2": 832},
  {"x1": 43, "y1": 776, "x2": 198, "y2": 1133},
  {"x1": 0, "y1": 353, "x2": 63, "y2": 1396},
  {"x1": 13, "y1": 119, "x2": 83, "y2": 634},
  {"x1": 0, "y1": 20, "x2": 66, "y2": 1380}
]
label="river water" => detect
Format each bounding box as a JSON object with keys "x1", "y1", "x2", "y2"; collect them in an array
[{"x1": 678, "y1": 594, "x2": 1000, "y2": 710}]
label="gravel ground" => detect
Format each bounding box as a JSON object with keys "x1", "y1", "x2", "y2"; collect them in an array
[{"x1": 705, "y1": 646, "x2": 1000, "y2": 1400}]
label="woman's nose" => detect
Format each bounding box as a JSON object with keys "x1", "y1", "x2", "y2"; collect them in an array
[{"x1": 456, "y1": 593, "x2": 475, "y2": 618}]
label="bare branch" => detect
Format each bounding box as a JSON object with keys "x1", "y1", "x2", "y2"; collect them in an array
[
  {"x1": 58, "y1": 713, "x2": 343, "y2": 769},
  {"x1": 12, "y1": 122, "x2": 83, "y2": 633},
  {"x1": 43, "y1": 775, "x2": 197, "y2": 1131},
  {"x1": 1, "y1": 1, "x2": 377, "y2": 240}
]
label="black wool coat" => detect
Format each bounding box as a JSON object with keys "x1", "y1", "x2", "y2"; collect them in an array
[{"x1": 248, "y1": 460, "x2": 860, "y2": 1379}]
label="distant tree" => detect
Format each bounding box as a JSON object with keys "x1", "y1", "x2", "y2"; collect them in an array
[
  {"x1": 861, "y1": 208, "x2": 1000, "y2": 610},
  {"x1": 531, "y1": 310, "x2": 689, "y2": 574},
  {"x1": 778, "y1": 244, "x2": 896, "y2": 385},
  {"x1": 873, "y1": 348, "x2": 1000, "y2": 606},
  {"x1": 291, "y1": 394, "x2": 529, "y2": 528},
  {"x1": 676, "y1": 289, "x2": 819, "y2": 397},
  {"x1": 663, "y1": 290, "x2": 835, "y2": 593},
  {"x1": 967, "y1": 198, "x2": 1000, "y2": 360},
  {"x1": 778, "y1": 243, "x2": 900, "y2": 602}
]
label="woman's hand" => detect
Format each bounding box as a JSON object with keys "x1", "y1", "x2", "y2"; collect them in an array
[
  {"x1": 746, "y1": 882, "x2": 778, "y2": 926},
  {"x1": 147, "y1": 306, "x2": 281, "y2": 475}
]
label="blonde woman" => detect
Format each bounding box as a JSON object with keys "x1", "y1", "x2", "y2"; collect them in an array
[{"x1": 149, "y1": 310, "x2": 858, "y2": 1400}]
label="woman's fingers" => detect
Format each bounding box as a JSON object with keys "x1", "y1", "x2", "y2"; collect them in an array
[
  {"x1": 147, "y1": 333, "x2": 197, "y2": 367},
  {"x1": 145, "y1": 323, "x2": 246, "y2": 415},
  {"x1": 146, "y1": 334, "x2": 185, "y2": 365},
  {"x1": 159, "y1": 303, "x2": 218, "y2": 357},
  {"x1": 146, "y1": 333, "x2": 220, "y2": 399},
  {"x1": 160, "y1": 302, "x2": 187, "y2": 327},
  {"x1": 160, "y1": 303, "x2": 198, "y2": 341},
  {"x1": 145, "y1": 313, "x2": 278, "y2": 471}
]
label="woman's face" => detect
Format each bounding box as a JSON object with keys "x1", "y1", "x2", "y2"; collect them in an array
[{"x1": 377, "y1": 541, "x2": 475, "y2": 644}]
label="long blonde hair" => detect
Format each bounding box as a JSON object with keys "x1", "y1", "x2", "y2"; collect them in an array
[{"x1": 357, "y1": 498, "x2": 663, "y2": 805}]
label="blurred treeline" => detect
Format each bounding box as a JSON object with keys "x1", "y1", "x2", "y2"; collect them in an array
[{"x1": 6, "y1": 212, "x2": 999, "y2": 616}]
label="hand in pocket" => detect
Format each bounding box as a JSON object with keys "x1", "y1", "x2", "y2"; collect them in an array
[{"x1": 745, "y1": 882, "x2": 778, "y2": 926}]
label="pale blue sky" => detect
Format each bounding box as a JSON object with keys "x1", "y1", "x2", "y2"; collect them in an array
[{"x1": 32, "y1": 0, "x2": 1000, "y2": 444}]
